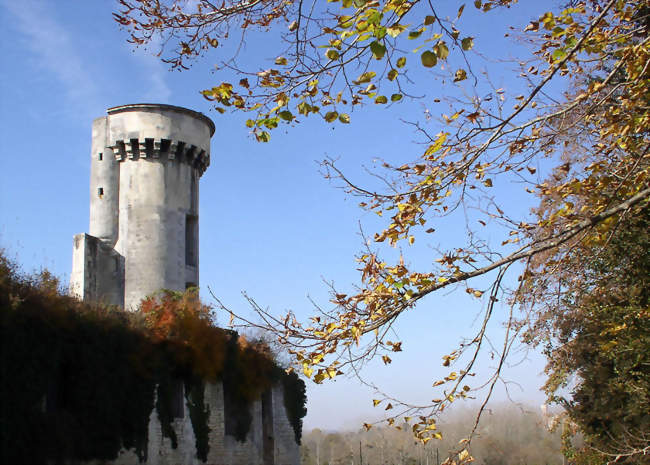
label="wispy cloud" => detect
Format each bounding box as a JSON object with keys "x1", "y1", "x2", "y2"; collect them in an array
[
  {"x1": 130, "y1": 35, "x2": 173, "y2": 103},
  {"x1": 1, "y1": 0, "x2": 102, "y2": 119}
]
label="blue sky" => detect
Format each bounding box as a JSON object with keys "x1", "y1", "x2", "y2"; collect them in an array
[{"x1": 0, "y1": 0, "x2": 555, "y2": 430}]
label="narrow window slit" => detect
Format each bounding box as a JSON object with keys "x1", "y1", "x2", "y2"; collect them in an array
[{"x1": 185, "y1": 215, "x2": 198, "y2": 267}]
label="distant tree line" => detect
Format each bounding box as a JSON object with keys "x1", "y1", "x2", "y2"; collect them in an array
[{"x1": 300, "y1": 405, "x2": 564, "y2": 465}]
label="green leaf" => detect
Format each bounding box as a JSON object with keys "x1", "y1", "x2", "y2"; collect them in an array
[
  {"x1": 387, "y1": 69, "x2": 398, "y2": 81},
  {"x1": 370, "y1": 41, "x2": 386, "y2": 60},
  {"x1": 297, "y1": 101, "x2": 312, "y2": 115},
  {"x1": 278, "y1": 111, "x2": 293, "y2": 121},
  {"x1": 391, "y1": 93, "x2": 403, "y2": 102},
  {"x1": 552, "y1": 48, "x2": 567, "y2": 61},
  {"x1": 396, "y1": 56, "x2": 407, "y2": 68},
  {"x1": 275, "y1": 56, "x2": 288, "y2": 65},
  {"x1": 367, "y1": 10, "x2": 383, "y2": 25},
  {"x1": 256, "y1": 131, "x2": 271, "y2": 142},
  {"x1": 461, "y1": 37, "x2": 474, "y2": 51},
  {"x1": 326, "y1": 49, "x2": 340, "y2": 60},
  {"x1": 325, "y1": 111, "x2": 339, "y2": 122},
  {"x1": 338, "y1": 15, "x2": 353, "y2": 27},
  {"x1": 421, "y1": 50, "x2": 438, "y2": 67},
  {"x1": 375, "y1": 95, "x2": 388, "y2": 104},
  {"x1": 339, "y1": 113, "x2": 351, "y2": 123},
  {"x1": 387, "y1": 24, "x2": 406, "y2": 38},
  {"x1": 262, "y1": 117, "x2": 279, "y2": 129},
  {"x1": 355, "y1": 71, "x2": 376, "y2": 84},
  {"x1": 245, "y1": 119, "x2": 255, "y2": 128},
  {"x1": 374, "y1": 26, "x2": 387, "y2": 39},
  {"x1": 424, "y1": 15, "x2": 436, "y2": 25},
  {"x1": 408, "y1": 29, "x2": 424, "y2": 40}
]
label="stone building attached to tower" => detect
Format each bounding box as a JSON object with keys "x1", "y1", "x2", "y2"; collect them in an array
[{"x1": 70, "y1": 103, "x2": 213, "y2": 310}]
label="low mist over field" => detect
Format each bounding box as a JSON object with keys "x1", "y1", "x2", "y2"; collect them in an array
[{"x1": 301, "y1": 404, "x2": 565, "y2": 465}]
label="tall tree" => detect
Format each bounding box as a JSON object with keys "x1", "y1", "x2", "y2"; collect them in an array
[
  {"x1": 116, "y1": 0, "x2": 649, "y2": 461},
  {"x1": 524, "y1": 206, "x2": 650, "y2": 464}
]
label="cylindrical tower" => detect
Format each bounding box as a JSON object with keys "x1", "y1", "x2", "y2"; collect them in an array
[
  {"x1": 89, "y1": 117, "x2": 120, "y2": 245},
  {"x1": 81, "y1": 103, "x2": 214, "y2": 310}
]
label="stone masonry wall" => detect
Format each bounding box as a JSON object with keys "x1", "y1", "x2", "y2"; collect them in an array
[
  {"x1": 90, "y1": 381, "x2": 298, "y2": 465},
  {"x1": 70, "y1": 233, "x2": 124, "y2": 307},
  {"x1": 272, "y1": 385, "x2": 301, "y2": 465}
]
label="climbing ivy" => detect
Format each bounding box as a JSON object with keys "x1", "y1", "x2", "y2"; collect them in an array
[
  {"x1": 279, "y1": 368, "x2": 307, "y2": 444},
  {"x1": 0, "y1": 254, "x2": 307, "y2": 464},
  {"x1": 185, "y1": 377, "x2": 210, "y2": 462}
]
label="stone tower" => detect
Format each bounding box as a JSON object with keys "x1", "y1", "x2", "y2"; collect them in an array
[{"x1": 70, "y1": 103, "x2": 215, "y2": 310}]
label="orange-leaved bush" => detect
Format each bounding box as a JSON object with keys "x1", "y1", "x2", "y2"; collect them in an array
[
  {"x1": 139, "y1": 289, "x2": 281, "y2": 393},
  {"x1": 140, "y1": 289, "x2": 229, "y2": 380}
]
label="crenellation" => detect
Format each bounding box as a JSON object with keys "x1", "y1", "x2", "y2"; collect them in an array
[
  {"x1": 168, "y1": 140, "x2": 178, "y2": 160},
  {"x1": 153, "y1": 139, "x2": 161, "y2": 158},
  {"x1": 112, "y1": 142, "x2": 125, "y2": 160},
  {"x1": 139, "y1": 139, "x2": 147, "y2": 158},
  {"x1": 105, "y1": 139, "x2": 210, "y2": 172}
]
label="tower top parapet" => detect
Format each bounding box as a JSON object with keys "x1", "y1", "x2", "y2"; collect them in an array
[
  {"x1": 103, "y1": 103, "x2": 214, "y2": 177},
  {"x1": 107, "y1": 103, "x2": 215, "y2": 136}
]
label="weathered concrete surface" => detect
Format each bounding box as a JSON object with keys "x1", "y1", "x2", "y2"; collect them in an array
[
  {"x1": 70, "y1": 104, "x2": 213, "y2": 310},
  {"x1": 87, "y1": 381, "x2": 300, "y2": 465},
  {"x1": 70, "y1": 233, "x2": 124, "y2": 306}
]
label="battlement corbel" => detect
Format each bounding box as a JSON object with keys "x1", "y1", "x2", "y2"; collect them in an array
[
  {"x1": 169, "y1": 141, "x2": 179, "y2": 160},
  {"x1": 153, "y1": 140, "x2": 161, "y2": 159},
  {"x1": 107, "y1": 138, "x2": 210, "y2": 175},
  {"x1": 125, "y1": 140, "x2": 137, "y2": 159},
  {"x1": 138, "y1": 140, "x2": 147, "y2": 158},
  {"x1": 111, "y1": 142, "x2": 125, "y2": 161}
]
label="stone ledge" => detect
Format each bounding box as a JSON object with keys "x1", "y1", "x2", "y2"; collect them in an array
[{"x1": 107, "y1": 103, "x2": 215, "y2": 136}]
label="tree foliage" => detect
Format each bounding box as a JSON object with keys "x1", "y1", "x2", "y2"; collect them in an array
[
  {"x1": 115, "y1": 0, "x2": 649, "y2": 461},
  {"x1": 525, "y1": 207, "x2": 650, "y2": 464}
]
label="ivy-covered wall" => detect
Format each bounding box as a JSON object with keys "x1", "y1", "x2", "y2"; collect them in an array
[{"x1": 0, "y1": 255, "x2": 306, "y2": 465}]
